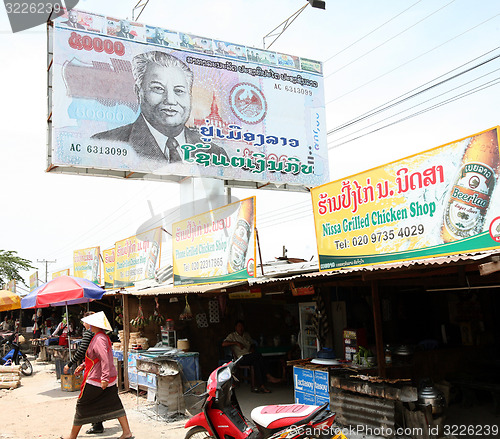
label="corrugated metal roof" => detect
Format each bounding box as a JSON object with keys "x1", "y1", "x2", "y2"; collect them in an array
[
  {"x1": 248, "y1": 249, "x2": 500, "y2": 284},
  {"x1": 115, "y1": 250, "x2": 500, "y2": 296}
]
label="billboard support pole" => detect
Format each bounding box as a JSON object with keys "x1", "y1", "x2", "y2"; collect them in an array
[{"x1": 179, "y1": 178, "x2": 229, "y2": 220}]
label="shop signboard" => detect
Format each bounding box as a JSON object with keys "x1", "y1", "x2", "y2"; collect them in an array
[
  {"x1": 73, "y1": 246, "x2": 100, "y2": 283},
  {"x1": 114, "y1": 227, "x2": 162, "y2": 288},
  {"x1": 102, "y1": 248, "x2": 115, "y2": 289},
  {"x1": 311, "y1": 127, "x2": 500, "y2": 270},
  {"x1": 6, "y1": 279, "x2": 16, "y2": 293},
  {"x1": 173, "y1": 197, "x2": 256, "y2": 286},
  {"x1": 52, "y1": 269, "x2": 70, "y2": 279},
  {"x1": 29, "y1": 271, "x2": 38, "y2": 291},
  {"x1": 228, "y1": 287, "x2": 262, "y2": 300},
  {"x1": 47, "y1": 9, "x2": 328, "y2": 190}
]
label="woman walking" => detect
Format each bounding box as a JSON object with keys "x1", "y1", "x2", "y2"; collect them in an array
[{"x1": 62, "y1": 311, "x2": 133, "y2": 439}]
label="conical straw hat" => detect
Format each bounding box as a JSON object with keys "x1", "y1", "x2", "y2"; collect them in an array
[{"x1": 81, "y1": 311, "x2": 112, "y2": 331}]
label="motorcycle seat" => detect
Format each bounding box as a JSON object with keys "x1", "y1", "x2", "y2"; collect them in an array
[{"x1": 250, "y1": 404, "x2": 320, "y2": 429}]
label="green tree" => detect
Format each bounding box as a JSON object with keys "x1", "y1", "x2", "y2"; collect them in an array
[{"x1": 0, "y1": 250, "x2": 34, "y2": 287}]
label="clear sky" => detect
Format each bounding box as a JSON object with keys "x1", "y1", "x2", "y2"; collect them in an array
[{"x1": 1, "y1": 0, "x2": 498, "y2": 291}]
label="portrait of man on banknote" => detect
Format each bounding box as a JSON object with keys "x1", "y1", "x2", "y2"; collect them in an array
[{"x1": 92, "y1": 51, "x2": 227, "y2": 164}]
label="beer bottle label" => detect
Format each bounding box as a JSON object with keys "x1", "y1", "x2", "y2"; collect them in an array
[
  {"x1": 444, "y1": 162, "x2": 495, "y2": 239},
  {"x1": 227, "y1": 219, "x2": 251, "y2": 272}
]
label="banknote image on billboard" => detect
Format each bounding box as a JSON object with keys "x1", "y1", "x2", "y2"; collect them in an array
[
  {"x1": 173, "y1": 197, "x2": 256, "y2": 286},
  {"x1": 102, "y1": 248, "x2": 115, "y2": 289},
  {"x1": 73, "y1": 246, "x2": 100, "y2": 283},
  {"x1": 47, "y1": 10, "x2": 328, "y2": 190},
  {"x1": 114, "y1": 227, "x2": 162, "y2": 288},
  {"x1": 311, "y1": 127, "x2": 500, "y2": 270}
]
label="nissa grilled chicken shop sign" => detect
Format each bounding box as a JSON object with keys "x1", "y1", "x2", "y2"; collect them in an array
[{"x1": 311, "y1": 126, "x2": 500, "y2": 270}]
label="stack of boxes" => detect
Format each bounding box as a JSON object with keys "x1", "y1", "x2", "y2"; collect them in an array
[{"x1": 293, "y1": 366, "x2": 330, "y2": 409}]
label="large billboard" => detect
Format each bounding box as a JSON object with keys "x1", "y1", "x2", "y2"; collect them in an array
[
  {"x1": 173, "y1": 197, "x2": 256, "y2": 286},
  {"x1": 73, "y1": 246, "x2": 100, "y2": 283},
  {"x1": 311, "y1": 127, "x2": 500, "y2": 270},
  {"x1": 114, "y1": 227, "x2": 162, "y2": 288},
  {"x1": 47, "y1": 9, "x2": 328, "y2": 191}
]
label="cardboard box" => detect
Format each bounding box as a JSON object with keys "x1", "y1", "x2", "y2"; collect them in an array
[
  {"x1": 293, "y1": 367, "x2": 315, "y2": 394},
  {"x1": 315, "y1": 394, "x2": 330, "y2": 409},
  {"x1": 61, "y1": 374, "x2": 83, "y2": 392},
  {"x1": 314, "y1": 370, "x2": 329, "y2": 398},
  {"x1": 295, "y1": 390, "x2": 316, "y2": 405}
]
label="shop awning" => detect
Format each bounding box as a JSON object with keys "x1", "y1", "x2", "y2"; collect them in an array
[{"x1": 111, "y1": 249, "x2": 500, "y2": 297}]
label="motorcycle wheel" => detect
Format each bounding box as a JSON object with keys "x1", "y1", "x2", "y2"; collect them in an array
[
  {"x1": 185, "y1": 426, "x2": 214, "y2": 439},
  {"x1": 20, "y1": 357, "x2": 33, "y2": 376}
]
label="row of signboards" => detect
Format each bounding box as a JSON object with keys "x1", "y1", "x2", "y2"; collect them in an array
[
  {"x1": 31, "y1": 197, "x2": 257, "y2": 289},
  {"x1": 36, "y1": 126, "x2": 500, "y2": 290}
]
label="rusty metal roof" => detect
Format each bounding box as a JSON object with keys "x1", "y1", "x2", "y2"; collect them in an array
[{"x1": 112, "y1": 249, "x2": 500, "y2": 296}]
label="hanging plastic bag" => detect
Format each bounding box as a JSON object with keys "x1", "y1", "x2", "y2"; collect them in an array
[{"x1": 179, "y1": 295, "x2": 193, "y2": 321}]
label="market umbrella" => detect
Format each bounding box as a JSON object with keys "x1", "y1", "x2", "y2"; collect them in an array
[
  {"x1": 0, "y1": 290, "x2": 21, "y2": 312},
  {"x1": 21, "y1": 276, "x2": 105, "y2": 360}
]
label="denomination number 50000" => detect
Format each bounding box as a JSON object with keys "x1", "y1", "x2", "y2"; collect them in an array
[{"x1": 68, "y1": 32, "x2": 125, "y2": 56}]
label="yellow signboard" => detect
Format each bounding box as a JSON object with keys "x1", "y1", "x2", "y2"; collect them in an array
[
  {"x1": 228, "y1": 287, "x2": 262, "y2": 299},
  {"x1": 73, "y1": 246, "x2": 100, "y2": 283},
  {"x1": 52, "y1": 269, "x2": 70, "y2": 279},
  {"x1": 173, "y1": 197, "x2": 256, "y2": 286},
  {"x1": 102, "y1": 248, "x2": 115, "y2": 289},
  {"x1": 114, "y1": 227, "x2": 162, "y2": 288},
  {"x1": 6, "y1": 279, "x2": 16, "y2": 293},
  {"x1": 311, "y1": 127, "x2": 500, "y2": 270},
  {"x1": 29, "y1": 271, "x2": 38, "y2": 291}
]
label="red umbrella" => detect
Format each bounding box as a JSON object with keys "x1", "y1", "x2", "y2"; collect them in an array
[{"x1": 21, "y1": 276, "x2": 105, "y2": 361}]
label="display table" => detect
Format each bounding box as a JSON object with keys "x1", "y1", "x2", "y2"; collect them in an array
[{"x1": 113, "y1": 349, "x2": 200, "y2": 391}]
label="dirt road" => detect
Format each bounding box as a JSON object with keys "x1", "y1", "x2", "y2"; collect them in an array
[{"x1": 0, "y1": 361, "x2": 187, "y2": 439}]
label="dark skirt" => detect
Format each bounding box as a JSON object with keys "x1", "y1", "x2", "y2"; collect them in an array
[{"x1": 74, "y1": 383, "x2": 126, "y2": 426}]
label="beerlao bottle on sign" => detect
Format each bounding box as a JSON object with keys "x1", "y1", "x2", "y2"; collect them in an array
[
  {"x1": 227, "y1": 198, "x2": 254, "y2": 273},
  {"x1": 442, "y1": 129, "x2": 499, "y2": 243}
]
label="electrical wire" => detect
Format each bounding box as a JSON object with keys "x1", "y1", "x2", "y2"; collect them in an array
[
  {"x1": 328, "y1": 47, "x2": 500, "y2": 135},
  {"x1": 329, "y1": 67, "x2": 500, "y2": 144},
  {"x1": 44, "y1": 182, "x2": 165, "y2": 260},
  {"x1": 325, "y1": 13, "x2": 500, "y2": 105},
  {"x1": 328, "y1": 78, "x2": 500, "y2": 149},
  {"x1": 323, "y1": 0, "x2": 423, "y2": 64},
  {"x1": 324, "y1": 0, "x2": 456, "y2": 78}
]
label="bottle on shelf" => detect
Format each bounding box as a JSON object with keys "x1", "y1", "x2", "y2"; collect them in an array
[{"x1": 385, "y1": 344, "x2": 392, "y2": 365}]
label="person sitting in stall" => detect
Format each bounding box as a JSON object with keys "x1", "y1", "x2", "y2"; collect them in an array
[
  {"x1": 52, "y1": 313, "x2": 73, "y2": 346},
  {"x1": 0, "y1": 316, "x2": 11, "y2": 331},
  {"x1": 45, "y1": 312, "x2": 57, "y2": 334},
  {"x1": 222, "y1": 320, "x2": 281, "y2": 393}
]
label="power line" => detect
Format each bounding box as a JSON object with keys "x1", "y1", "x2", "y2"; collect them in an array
[
  {"x1": 323, "y1": 0, "x2": 423, "y2": 64},
  {"x1": 329, "y1": 68, "x2": 500, "y2": 144},
  {"x1": 328, "y1": 78, "x2": 500, "y2": 149},
  {"x1": 328, "y1": 48, "x2": 500, "y2": 135},
  {"x1": 325, "y1": 13, "x2": 500, "y2": 105},
  {"x1": 44, "y1": 182, "x2": 165, "y2": 260},
  {"x1": 324, "y1": 0, "x2": 456, "y2": 78}
]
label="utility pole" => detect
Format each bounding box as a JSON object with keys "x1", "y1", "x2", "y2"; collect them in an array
[{"x1": 37, "y1": 259, "x2": 57, "y2": 282}]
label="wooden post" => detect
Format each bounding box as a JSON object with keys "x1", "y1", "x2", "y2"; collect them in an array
[
  {"x1": 122, "y1": 293, "x2": 130, "y2": 391},
  {"x1": 255, "y1": 228, "x2": 265, "y2": 276},
  {"x1": 371, "y1": 280, "x2": 386, "y2": 377}
]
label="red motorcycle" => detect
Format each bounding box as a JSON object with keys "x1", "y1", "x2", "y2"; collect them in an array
[{"x1": 185, "y1": 358, "x2": 345, "y2": 439}]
